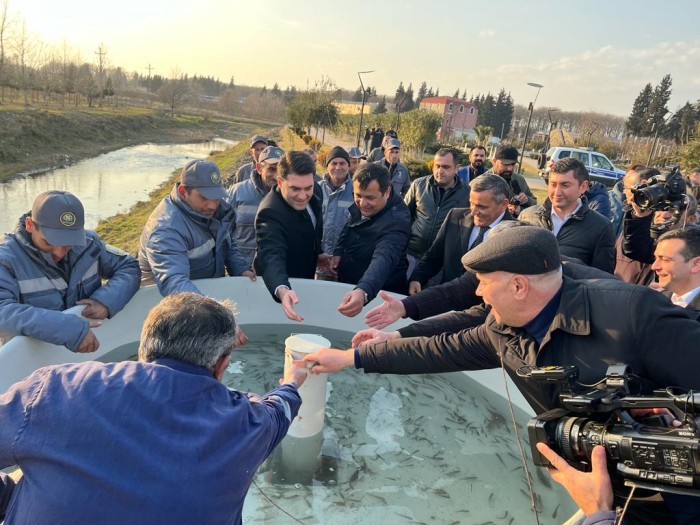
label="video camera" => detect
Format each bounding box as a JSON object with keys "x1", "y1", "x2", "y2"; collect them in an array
[
  {"x1": 631, "y1": 167, "x2": 687, "y2": 214},
  {"x1": 528, "y1": 364, "x2": 700, "y2": 496}
]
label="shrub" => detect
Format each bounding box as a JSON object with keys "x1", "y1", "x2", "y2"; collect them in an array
[{"x1": 302, "y1": 134, "x2": 313, "y2": 145}]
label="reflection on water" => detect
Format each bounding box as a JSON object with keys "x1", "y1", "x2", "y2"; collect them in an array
[
  {"x1": 228, "y1": 325, "x2": 575, "y2": 524},
  {"x1": 0, "y1": 139, "x2": 236, "y2": 234}
]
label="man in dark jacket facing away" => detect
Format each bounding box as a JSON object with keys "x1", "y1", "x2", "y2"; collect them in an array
[
  {"x1": 404, "y1": 148, "x2": 469, "y2": 284},
  {"x1": 255, "y1": 151, "x2": 323, "y2": 322},
  {"x1": 519, "y1": 157, "x2": 615, "y2": 273},
  {"x1": 331, "y1": 162, "x2": 410, "y2": 317}
]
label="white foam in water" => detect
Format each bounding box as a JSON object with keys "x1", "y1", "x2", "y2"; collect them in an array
[
  {"x1": 226, "y1": 360, "x2": 244, "y2": 374},
  {"x1": 358, "y1": 387, "x2": 404, "y2": 456}
]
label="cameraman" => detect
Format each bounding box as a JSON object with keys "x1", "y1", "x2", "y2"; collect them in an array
[{"x1": 622, "y1": 173, "x2": 697, "y2": 267}]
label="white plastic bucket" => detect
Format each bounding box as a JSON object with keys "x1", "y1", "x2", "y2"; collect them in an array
[{"x1": 284, "y1": 333, "x2": 330, "y2": 438}]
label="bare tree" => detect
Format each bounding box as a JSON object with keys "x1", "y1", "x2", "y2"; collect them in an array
[
  {"x1": 0, "y1": 0, "x2": 14, "y2": 103},
  {"x1": 13, "y1": 20, "x2": 44, "y2": 107},
  {"x1": 157, "y1": 68, "x2": 189, "y2": 117}
]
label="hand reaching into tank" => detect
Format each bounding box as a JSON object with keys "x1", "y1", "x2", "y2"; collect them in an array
[
  {"x1": 282, "y1": 361, "x2": 308, "y2": 388},
  {"x1": 351, "y1": 328, "x2": 401, "y2": 346},
  {"x1": 300, "y1": 348, "x2": 355, "y2": 374}
]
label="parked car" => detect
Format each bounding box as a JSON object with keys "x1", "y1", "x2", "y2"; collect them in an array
[{"x1": 539, "y1": 147, "x2": 625, "y2": 186}]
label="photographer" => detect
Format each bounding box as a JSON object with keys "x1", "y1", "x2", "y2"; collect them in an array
[
  {"x1": 304, "y1": 226, "x2": 700, "y2": 524},
  {"x1": 622, "y1": 170, "x2": 697, "y2": 267}
]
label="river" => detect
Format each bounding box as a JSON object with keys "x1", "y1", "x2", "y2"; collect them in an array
[{"x1": 0, "y1": 139, "x2": 237, "y2": 234}]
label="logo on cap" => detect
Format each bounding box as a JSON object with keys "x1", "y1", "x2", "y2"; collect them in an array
[
  {"x1": 60, "y1": 212, "x2": 77, "y2": 227},
  {"x1": 210, "y1": 171, "x2": 221, "y2": 184}
]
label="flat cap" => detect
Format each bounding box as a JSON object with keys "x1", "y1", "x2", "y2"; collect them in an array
[
  {"x1": 249, "y1": 135, "x2": 268, "y2": 148},
  {"x1": 461, "y1": 225, "x2": 560, "y2": 275}
]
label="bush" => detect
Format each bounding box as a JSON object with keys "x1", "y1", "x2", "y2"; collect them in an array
[
  {"x1": 404, "y1": 159, "x2": 431, "y2": 181},
  {"x1": 302, "y1": 134, "x2": 313, "y2": 145}
]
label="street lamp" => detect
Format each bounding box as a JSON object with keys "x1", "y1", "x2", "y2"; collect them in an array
[
  {"x1": 356, "y1": 70, "x2": 375, "y2": 148},
  {"x1": 517, "y1": 82, "x2": 543, "y2": 175}
]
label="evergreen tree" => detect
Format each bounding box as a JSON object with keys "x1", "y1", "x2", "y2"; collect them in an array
[
  {"x1": 461, "y1": 89, "x2": 467, "y2": 101},
  {"x1": 453, "y1": 88, "x2": 460, "y2": 98},
  {"x1": 647, "y1": 74, "x2": 673, "y2": 136},
  {"x1": 426, "y1": 86, "x2": 434, "y2": 98},
  {"x1": 374, "y1": 96, "x2": 387, "y2": 114},
  {"x1": 260, "y1": 85, "x2": 267, "y2": 97},
  {"x1": 435, "y1": 87, "x2": 440, "y2": 97},
  {"x1": 394, "y1": 82, "x2": 406, "y2": 106},
  {"x1": 404, "y1": 83, "x2": 415, "y2": 110},
  {"x1": 271, "y1": 83, "x2": 282, "y2": 97},
  {"x1": 626, "y1": 83, "x2": 653, "y2": 136},
  {"x1": 416, "y1": 81, "x2": 428, "y2": 103},
  {"x1": 352, "y1": 87, "x2": 363, "y2": 102}
]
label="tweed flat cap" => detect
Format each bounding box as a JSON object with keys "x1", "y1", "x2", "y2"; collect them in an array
[{"x1": 461, "y1": 225, "x2": 560, "y2": 275}]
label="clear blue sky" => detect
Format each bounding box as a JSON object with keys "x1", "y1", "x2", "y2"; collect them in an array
[{"x1": 14, "y1": 0, "x2": 700, "y2": 116}]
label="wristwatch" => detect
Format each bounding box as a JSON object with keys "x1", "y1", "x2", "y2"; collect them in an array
[{"x1": 355, "y1": 287, "x2": 369, "y2": 305}]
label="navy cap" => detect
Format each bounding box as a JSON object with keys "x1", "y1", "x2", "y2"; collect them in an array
[
  {"x1": 180, "y1": 160, "x2": 227, "y2": 200},
  {"x1": 249, "y1": 135, "x2": 268, "y2": 148},
  {"x1": 461, "y1": 225, "x2": 560, "y2": 275},
  {"x1": 31, "y1": 191, "x2": 86, "y2": 246}
]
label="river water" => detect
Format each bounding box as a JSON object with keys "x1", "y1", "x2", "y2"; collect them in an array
[{"x1": 0, "y1": 139, "x2": 236, "y2": 234}]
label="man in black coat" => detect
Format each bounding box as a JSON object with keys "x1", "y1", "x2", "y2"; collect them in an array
[
  {"x1": 519, "y1": 157, "x2": 615, "y2": 273},
  {"x1": 410, "y1": 173, "x2": 513, "y2": 290},
  {"x1": 254, "y1": 151, "x2": 323, "y2": 321},
  {"x1": 331, "y1": 162, "x2": 411, "y2": 317}
]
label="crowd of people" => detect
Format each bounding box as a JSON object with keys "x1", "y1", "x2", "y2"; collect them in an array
[{"x1": 1, "y1": 129, "x2": 699, "y2": 524}]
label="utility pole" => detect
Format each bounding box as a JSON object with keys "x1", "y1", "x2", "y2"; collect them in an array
[
  {"x1": 94, "y1": 44, "x2": 107, "y2": 108},
  {"x1": 146, "y1": 64, "x2": 154, "y2": 107}
]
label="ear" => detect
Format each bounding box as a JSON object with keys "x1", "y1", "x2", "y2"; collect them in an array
[
  {"x1": 690, "y1": 256, "x2": 700, "y2": 275},
  {"x1": 511, "y1": 275, "x2": 530, "y2": 299},
  {"x1": 212, "y1": 354, "x2": 231, "y2": 382},
  {"x1": 579, "y1": 180, "x2": 590, "y2": 194},
  {"x1": 177, "y1": 185, "x2": 187, "y2": 197},
  {"x1": 25, "y1": 216, "x2": 35, "y2": 233}
]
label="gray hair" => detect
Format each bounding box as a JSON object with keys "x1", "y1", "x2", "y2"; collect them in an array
[
  {"x1": 138, "y1": 293, "x2": 238, "y2": 369},
  {"x1": 470, "y1": 173, "x2": 510, "y2": 203}
]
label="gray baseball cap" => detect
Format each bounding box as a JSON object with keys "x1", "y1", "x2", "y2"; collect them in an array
[
  {"x1": 249, "y1": 135, "x2": 269, "y2": 148},
  {"x1": 347, "y1": 146, "x2": 363, "y2": 158},
  {"x1": 386, "y1": 138, "x2": 401, "y2": 150},
  {"x1": 180, "y1": 159, "x2": 227, "y2": 200},
  {"x1": 258, "y1": 146, "x2": 284, "y2": 164},
  {"x1": 31, "y1": 191, "x2": 86, "y2": 246}
]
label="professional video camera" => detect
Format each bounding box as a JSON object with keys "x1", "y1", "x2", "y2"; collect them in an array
[
  {"x1": 528, "y1": 364, "x2": 700, "y2": 496},
  {"x1": 631, "y1": 167, "x2": 687, "y2": 214}
]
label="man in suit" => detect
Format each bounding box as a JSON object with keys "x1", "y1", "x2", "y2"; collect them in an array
[
  {"x1": 409, "y1": 174, "x2": 512, "y2": 292},
  {"x1": 652, "y1": 226, "x2": 700, "y2": 317},
  {"x1": 255, "y1": 151, "x2": 323, "y2": 322}
]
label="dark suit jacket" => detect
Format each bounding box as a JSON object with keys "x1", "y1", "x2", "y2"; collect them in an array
[
  {"x1": 409, "y1": 208, "x2": 514, "y2": 286},
  {"x1": 254, "y1": 186, "x2": 322, "y2": 301}
]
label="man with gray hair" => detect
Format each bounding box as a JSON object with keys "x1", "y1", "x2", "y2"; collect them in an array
[
  {"x1": 0, "y1": 292, "x2": 307, "y2": 525},
  {"x1": 408, "y1": 173, "x2": 512, "y2": 293},
  {"x1": 303, "y1": 224, "x2": 700, "y2": 524}
]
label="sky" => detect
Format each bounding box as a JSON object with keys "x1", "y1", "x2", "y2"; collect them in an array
[{"x1": 12, "y1": 0, "x2": 700, "y2": 117}]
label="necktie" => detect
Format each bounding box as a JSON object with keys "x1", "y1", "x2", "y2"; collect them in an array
[{"x1": 470, "y1": 226, "x2": 489, "y2": 250}]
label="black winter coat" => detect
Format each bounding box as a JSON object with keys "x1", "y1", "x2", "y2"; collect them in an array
[
  {"x1": 254, "y1": 186, "x2": 322, "y2": 301},
  {"x1": 404, "y1": 176, "x2": 470, "y2": 257},
  {"x1": 410, "y1": 208, "x2": 514, "y2": 286},
  {"x1": 334, "y1": 190, "x2": 410, "y2": 300},
  {"x1": 519, "y1": 197, "x2": 615, "y2": 273}
]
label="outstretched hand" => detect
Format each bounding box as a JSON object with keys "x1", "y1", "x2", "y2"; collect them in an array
[
  {"x1": 298, "y1": 348, "x2": 355, "y2": 374},
  {"x1": 351, "y1": 328, "x2": 400, "y2": 346},
  {"x1": 364, "y1": 290, "x2": 405, "y2": 329}
]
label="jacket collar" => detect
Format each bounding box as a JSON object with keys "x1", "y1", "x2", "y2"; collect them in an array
[
  {"x1": 538, "y1": 195, "x2": 591, "y2": 221},
  {"x1": 485, "y1": 276, "x2": 591, "y2": 338}
]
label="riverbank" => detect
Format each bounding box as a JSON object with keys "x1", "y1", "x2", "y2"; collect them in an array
[{"x1": 0, "y1": 107, "x2": 268, "y2": 182}]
